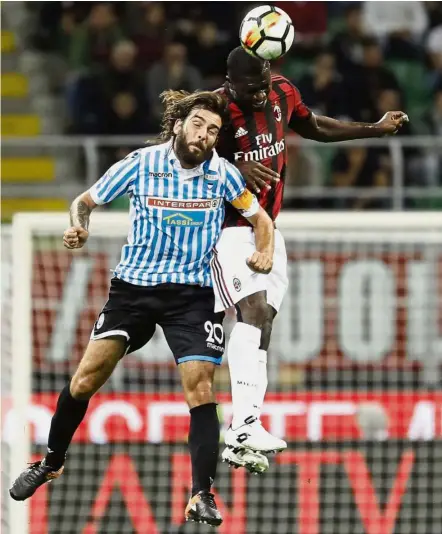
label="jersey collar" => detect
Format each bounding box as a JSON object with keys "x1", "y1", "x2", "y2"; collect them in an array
[{"x1": 165, "y1": 139, "x2": 220, "y2": 179}]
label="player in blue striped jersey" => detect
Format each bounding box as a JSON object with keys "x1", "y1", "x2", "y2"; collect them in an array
[
  {"x1": 10, "y1": 90, "x2": 275, "y2": 527},
  {"x1": 88, "y1": 130, "x2": 247, "y2": 288}
]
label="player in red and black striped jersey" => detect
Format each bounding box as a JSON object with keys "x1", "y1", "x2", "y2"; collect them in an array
[
  {"x1": 217, "y1": 49, "x2": 408, "y2": 226},
  {"x1": 212, "y1": 47, "x2": 408, "y2": 472},
  {"x1": 217, "y1": 70, "x2": 311, "y2": 226}
]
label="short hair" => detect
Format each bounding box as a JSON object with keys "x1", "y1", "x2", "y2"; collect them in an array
[
  {"x1": 159, "y1": 90, "x2": 227, "y2": 142},
  {"x1": 227, "y1": 46, "x2": 269, "y2": 81}
]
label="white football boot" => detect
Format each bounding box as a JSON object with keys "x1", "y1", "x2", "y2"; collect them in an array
[
  {"x1": 225, "y1": 416, "x2": 287, "y2": 453},
  {"x1": 222, "y1": 447, "x2": 269, "y2": 475}
]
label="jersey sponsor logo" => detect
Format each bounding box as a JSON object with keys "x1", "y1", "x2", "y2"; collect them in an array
[
  {"x1": 234, "y1": 138, "x2": 285, "y2": 162},
  {"x1": 162, "y1": 210, "x2": 205, "y2": 227},
  {"x1": 273, "y1": 104, "x2": 282, "y2": 122},
  {"x1": 235, "y1": 127, "x2": 248, "y2": 138},
  {"x1": 148, "y1": 171, "x2": 173, "y2": 178},
  {"x1": 257, "y1": 134, "x2": 273, "y2": 146},
  {"x1": 148, "y1": 197, "x2": 221, "y2": 210}
]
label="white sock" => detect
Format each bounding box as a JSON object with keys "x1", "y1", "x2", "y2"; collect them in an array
[
  {"x1": 253, "y1": 349, "x2": 268, "y2": 420},
  {"x1": 227, "y1": 322, "x2": 261, "y2": 429}
]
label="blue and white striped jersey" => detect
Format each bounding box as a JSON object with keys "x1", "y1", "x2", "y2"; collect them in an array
[{"x1": 89, "y1": 140, "x2": 247, "y2": 287}]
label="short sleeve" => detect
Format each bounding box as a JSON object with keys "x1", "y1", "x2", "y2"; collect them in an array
[
  {"x1": 286, "y1": 82, "x2": 312, "y2": 127},
  {"x1": 89, "y1": 150, "x2": 140, "y2": 205},
  {"x1": 223, "y1": 160, "x2": 246, "y2": 202}
]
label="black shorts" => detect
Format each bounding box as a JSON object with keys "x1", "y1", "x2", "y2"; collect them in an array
[{"x1": 91, "y1": 277, "x2": 225, "y2": 365}]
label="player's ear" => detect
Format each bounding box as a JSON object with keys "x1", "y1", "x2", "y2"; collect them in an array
[
  {"x1": 173, "y1": 119, "x2": 183, "y2": 136},
  {"x1": 226, "y1": 78, "x2": 237, "y2": 99}
]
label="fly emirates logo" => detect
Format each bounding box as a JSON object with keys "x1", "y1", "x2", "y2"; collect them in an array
[{"x1": 234, "y1": 133, "x2": 285, "y2": 162}]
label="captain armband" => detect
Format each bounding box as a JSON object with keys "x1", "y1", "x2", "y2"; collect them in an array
[{"x1": 231, "y1": 189, "x2": 259, "y2": 218}]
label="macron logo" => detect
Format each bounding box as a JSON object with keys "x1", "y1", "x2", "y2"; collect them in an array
[{"x1": 235, "y1": 127, "x2": 248, "y2": 138}]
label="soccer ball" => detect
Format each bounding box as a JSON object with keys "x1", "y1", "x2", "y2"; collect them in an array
[{"x1": 240, "y1": 5, "x2": 295, "y2": 61}]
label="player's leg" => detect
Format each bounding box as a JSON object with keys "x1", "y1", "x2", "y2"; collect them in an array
[
  {"x1": 212, "y1": 228, "x2": 286, "y2": 453},
  {"x1": 178, "y1": 360, "x2": 222, "y2": 525},
  {"x1": 45, "y1": 336, "x2": 128, "y2": 469},
  {"x1": 9, "y1": 337, "x2": 126, "y2": 501},
  {"x1": 253, "y1": 228, "x2": 289, "y2": 421},
  {"x1": 224, "y1": 293, "x2": 286, "y2": 453},
  {"x1": 161, "y1": 285, "x2": 224, "y2": 526},
  {"x1": 223, "y1": 231, "x2": 288, "y2": 470},
  {"x1": 212, "y1": 229, "x2": 266, "y2": 429},
  {"x1": 10, "y1": 277, "x2": 154, "y2": 502},
  {"x1": 253, "y1": 304, "x2": 276, "y2": 419},
  {"x1": 217, "y1": 307, "x2": 267, "y2": 473},
  {"x1": 230, "y1": 291, "x2": 268, "y2": 428}
]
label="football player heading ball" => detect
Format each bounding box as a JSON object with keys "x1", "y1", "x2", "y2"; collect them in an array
[{"x1": 215, "y1": 39, "x2": 409, "y2": 473}]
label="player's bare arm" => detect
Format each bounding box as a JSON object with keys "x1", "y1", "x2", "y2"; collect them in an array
[
  {"x1": 291, "y1": 111, "x2": 409, "y2": 142},
  {"x1": 230, "y1": 187, "x2": 274, "y2": 274},
  {"x1": 235, "y1": 160, "x2": 280, "y2": 194},
  {"x1": 63, "y1": 191, "x2": 97, "y2": 249},
  {"x1": 245, "y1": 207, "x2": 274, "y2": 274}
]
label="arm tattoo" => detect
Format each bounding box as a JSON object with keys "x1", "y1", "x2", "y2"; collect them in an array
[{"x1": 70, "y1": 199, "x2": 91, "y2": 230}]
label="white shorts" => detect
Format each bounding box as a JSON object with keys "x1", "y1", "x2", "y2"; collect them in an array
[{"x1": 211, "y1": 227, "x2": 289, "y2": 313}]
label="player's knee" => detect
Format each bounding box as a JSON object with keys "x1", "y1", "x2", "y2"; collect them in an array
[
  {"x1": 70, "y1": 366, "x2": 106, "y2": 401},
  {"x1": 236, "y1": 293, "x2": 268, "y2": 329},
  {"x1": 70, "y1": 374, "x2": 97, "y2": 400},
  {"x1": 185, "y1": 374, "x2": 215, "y2": 408}
]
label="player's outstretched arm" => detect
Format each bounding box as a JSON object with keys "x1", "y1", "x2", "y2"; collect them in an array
[
  {"x1": 290, "y1": 111, "x2": 409, "y2": 143},
  {"x1": 63, "y1": 191, "x2": 97, "y2": 249}
]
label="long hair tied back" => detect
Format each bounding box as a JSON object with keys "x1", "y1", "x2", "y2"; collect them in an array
[{"x1": 159, "y1": 90, "x2": 227, "y2": 142}]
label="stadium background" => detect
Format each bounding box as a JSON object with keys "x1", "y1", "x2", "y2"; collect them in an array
[{"x1": 1, "y1": 1, "x2": 442, "y2": 533}]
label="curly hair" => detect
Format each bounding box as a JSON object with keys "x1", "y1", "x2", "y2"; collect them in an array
[{"x1": 158, "y1": 90, "x2": 228, "y2": 142}]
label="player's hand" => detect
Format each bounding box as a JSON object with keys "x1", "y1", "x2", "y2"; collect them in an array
[
  {"x1": 63, "y1": 226, "x2": 89, "y2": 249},
  {"x1": 247, "y1": 251, "x2": 273, "y2": 274},
  {"x1": 375, "y1": 111, "x2": 409, "y2": 136},
  {"x1": 236, "y1": 161, "x2": 280, "y2": 194}
]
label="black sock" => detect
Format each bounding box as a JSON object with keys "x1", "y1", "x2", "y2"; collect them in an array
[
  {"x1": 188, "y1": 403, "x2": 220, "y2": 496},
  {"x1": 45, "y1": 383, "x2": 89, "y2": 470}
]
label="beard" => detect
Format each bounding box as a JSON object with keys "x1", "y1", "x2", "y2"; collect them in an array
[{"x1": 174, "y1": 130, "x2": 213, "y2": 167}]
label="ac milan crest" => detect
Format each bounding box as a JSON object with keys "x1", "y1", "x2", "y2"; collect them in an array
[{"x1": 273, "y1": 104, "x2": 282, "y2": 122}]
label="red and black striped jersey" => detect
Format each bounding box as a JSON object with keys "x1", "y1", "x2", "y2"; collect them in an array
[{"x1": 217, "y1": 74, "x2": 311, "y2": 226}]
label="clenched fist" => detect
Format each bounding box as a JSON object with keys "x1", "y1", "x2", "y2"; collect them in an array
[
  {"x1": 246, "y1": 251, "x2": 273, "y2": 274},
  {"x1": 376, "y1": 111, "x2": 409, "y2": 136},
  {"x1": 63, "y1": 226, "x2": 89, "y2": 249}
]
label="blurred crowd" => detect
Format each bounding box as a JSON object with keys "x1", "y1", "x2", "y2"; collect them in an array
[{"x1": 28, "y1": 1, "x2": 442, "y2": 208}]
